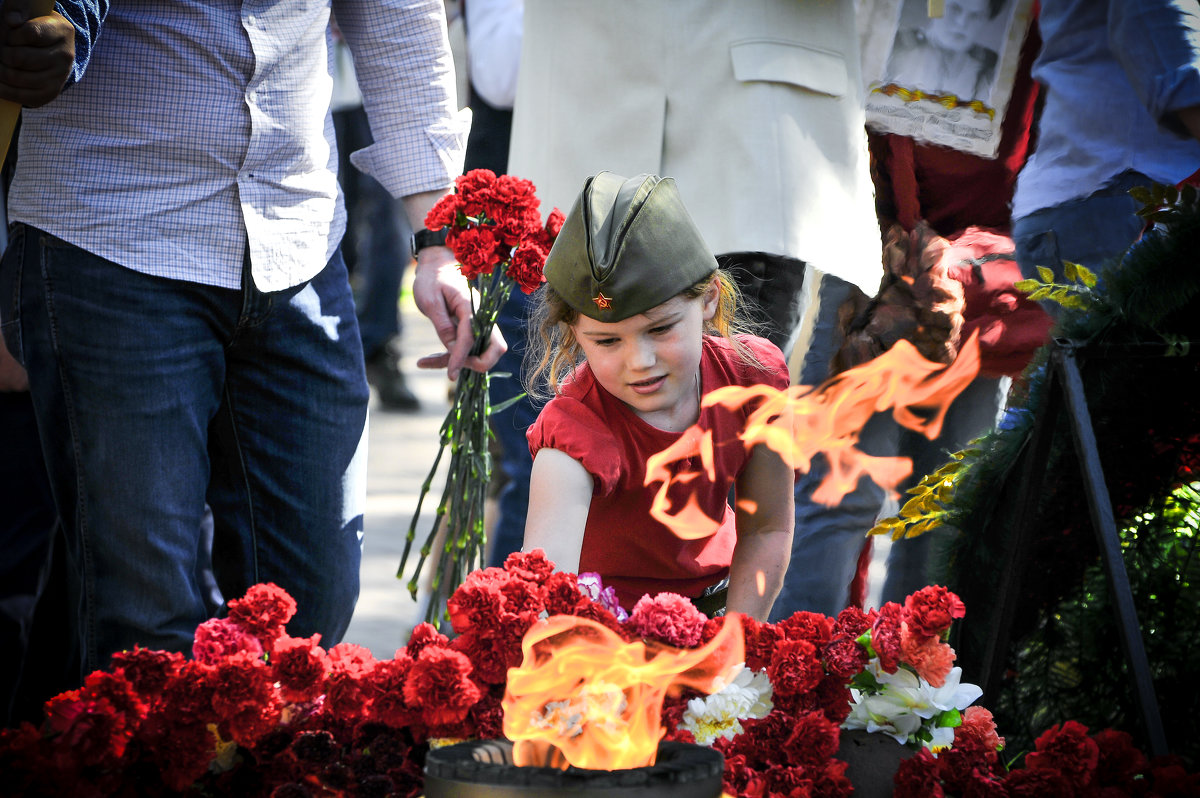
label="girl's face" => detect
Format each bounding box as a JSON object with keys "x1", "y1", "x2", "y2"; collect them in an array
[{"x1": 572, "y1": 286, "x2": 719, "y2": 432}]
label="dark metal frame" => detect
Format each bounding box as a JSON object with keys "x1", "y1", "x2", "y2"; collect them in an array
[{"x1": 971, "y1": 338, "x2": 1187, "y2": 758}]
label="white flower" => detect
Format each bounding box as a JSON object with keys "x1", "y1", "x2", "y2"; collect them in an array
[
  {"x1": 679, "y1": 664, "x2": 774, "y2": 746},
  {"x1": 842, "y1": 660, "x2": 983, "y2": 749}
]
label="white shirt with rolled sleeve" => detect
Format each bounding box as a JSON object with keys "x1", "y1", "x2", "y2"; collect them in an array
[{"x1": 9, "y1": 0, "x2": 470, "y2": 293}]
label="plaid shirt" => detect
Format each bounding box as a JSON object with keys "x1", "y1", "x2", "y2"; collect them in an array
[{"x1": 9, "y1": 0, "x2": 468, "y2": 291}]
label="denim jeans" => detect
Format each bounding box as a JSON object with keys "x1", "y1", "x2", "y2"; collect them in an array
[
  {"x1": 485, "y1": 289, "x2": 543, "y2": 568},
  {"x1": 1, "y1": 225, "x2": 368, "y2": 674},
  {"x1": 771, "y1": 271, "x2": 1008, "y2": 619},
  {"x1": 1013, "y1": 170, "x2": 1152, "y2": 292}
]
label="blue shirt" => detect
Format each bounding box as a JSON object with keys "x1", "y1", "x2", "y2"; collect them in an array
[
  {"x1": 9, "y1": 1, "x2": 469, "y2": 292},
  {"x1": 1012, "y1": 0, "x2": 1200, "y2": 220}
]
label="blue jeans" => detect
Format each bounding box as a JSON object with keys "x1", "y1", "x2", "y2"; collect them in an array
[
  {"x1": 333, "y1": 106, "x2": 411, "y2": 358},
  {"x1": 1, "y1": 225, "x2": 368, "y2": 673},
  {"x1": 485, "y1": 289, "x2": 543, "y2": 568},
  {"x1": 1013, "y1": 170, "x2": 1152, "y2": 292},
  {"x1": 771, "y1": 272, "x2": 1008, "y2": 619}
]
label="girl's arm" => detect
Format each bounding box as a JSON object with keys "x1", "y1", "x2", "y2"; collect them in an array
[
  {"x1": 728, "y1": 444, "x2": 795, "y2": 621},
  {"x1": 523, "y1": 447, "x2": 594, "y2": 574}
]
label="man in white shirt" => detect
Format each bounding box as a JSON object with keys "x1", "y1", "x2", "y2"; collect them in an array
[{"x1": 0, "y1": 0, "x2": 494, "y2": 677}]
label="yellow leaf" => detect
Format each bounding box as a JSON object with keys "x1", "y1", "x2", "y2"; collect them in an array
[
  {"x1": 1063, "y1": 261, "x2": 1077, "y2": 282},
  {"x1": 1014, "y1": 278, "x2": 1040, "y2": 294},
  {"x1": 1036, "y1": 265, "x2": 1055, "y2": 283},
  {"x1": 1076, "y1": 263, "x2": 1098, "y2": 288}
]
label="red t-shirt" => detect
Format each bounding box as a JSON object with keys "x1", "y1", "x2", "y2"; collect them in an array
[{"x1": 527, "y1": 334, "x2": 790, "y2": 611}]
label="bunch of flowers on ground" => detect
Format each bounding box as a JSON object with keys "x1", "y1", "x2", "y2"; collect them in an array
[
  {"x1": 3, "y1": 556, "x2": 1196, "y2": 797},
  {"x1": 397, "y1": 168, "x2": 562, "y2": 626}
]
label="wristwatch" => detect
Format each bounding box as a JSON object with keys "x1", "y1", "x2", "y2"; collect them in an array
[{"x1": 410, "y1": 227, "x2": 449, "y2": 256}]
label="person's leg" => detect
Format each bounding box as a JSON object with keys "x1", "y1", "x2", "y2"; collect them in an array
[
  {"x1": 772, "y1": 271, "x2": 893, "y2": 620},
  {"x1": 486, "y1": 289, "x2": 542, "y2": 568},
  {"x1": 880, "y1": 375, "x2": 1009, "y2": 604},
  {"x1": 720, "y1": 252, "x2": 808, "y2": 356},
  {"x1": 5, "y1": 224, "x2": 229, "y2": 674},
  {"x1": 0, "y1": 388, "x2": 60, "y2": 725},
  {"x1": 336, "y1": 106, "x2": 417, "y2": 410},
  {"x1": 205, "y1": 250, "x2": 368, "y2": 643}
]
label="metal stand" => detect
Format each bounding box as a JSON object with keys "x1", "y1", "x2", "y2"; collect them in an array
[{"x1": 969, "y1": 338, "x2": 1178, "y2": 758}]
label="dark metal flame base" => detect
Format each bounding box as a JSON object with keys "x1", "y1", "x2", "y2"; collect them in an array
[{"x1": 423, "y1": 740, "x2": 725, "y2": 797}]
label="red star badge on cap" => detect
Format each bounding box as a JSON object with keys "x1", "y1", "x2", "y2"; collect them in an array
[{"x1": 592, "y1": 292, "x2": 612, "y2": 310}]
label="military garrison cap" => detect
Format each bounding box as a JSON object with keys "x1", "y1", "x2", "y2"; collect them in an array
[{"x1": 543, "y1": 172, "x2": 718, "y2": 322}]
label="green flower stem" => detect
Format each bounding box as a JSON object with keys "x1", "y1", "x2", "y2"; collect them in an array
[{"x1": 397, "y1": 270, "x2": 517, "y2": 628}]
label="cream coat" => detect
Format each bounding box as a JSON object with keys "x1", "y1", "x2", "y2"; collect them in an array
[{"x1": 508, "y1": 0, "x2": 882, "y2": 294}]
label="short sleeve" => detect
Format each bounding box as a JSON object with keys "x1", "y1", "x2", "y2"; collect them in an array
[
  {"x1": 527, "y1": 397, "x2": 625, "y2": 495},
  {"x1": 738, "y1": 334, "x2": 791, "y2": 391}
]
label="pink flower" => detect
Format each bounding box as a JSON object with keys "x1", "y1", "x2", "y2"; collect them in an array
[
  {"x1": 192, "y1": 616, "x2": 264, "y2": 664},
  {"x1": 957, "y1": 706, "x2": 1005, "y2": 752},
  {"x1": 628, "y1": 592, "x2": 707, "y2": 647}
]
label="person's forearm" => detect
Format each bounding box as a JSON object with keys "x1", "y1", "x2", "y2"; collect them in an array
[{"x1": 725, "y1": 528, "x2": 792, "y2": 621}]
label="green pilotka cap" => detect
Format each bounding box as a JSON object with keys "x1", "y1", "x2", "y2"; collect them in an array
[{"x1": 543, "y1": 172, "x2": 718, "y2": 322}]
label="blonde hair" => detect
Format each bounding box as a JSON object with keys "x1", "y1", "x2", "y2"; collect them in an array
[{"x1": 524, "y1": 269, "x2": 767, "y2": 401}]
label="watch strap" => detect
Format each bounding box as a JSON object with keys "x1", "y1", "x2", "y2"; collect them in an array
[{"x1": 411, "y1": 227, "x2": 450, "y2": 255}]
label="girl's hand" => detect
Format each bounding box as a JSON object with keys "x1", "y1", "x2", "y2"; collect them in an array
[
  {"x1": 523, "y1": 448, "x2": 593, "y2": 574},
  {"x1": 726, "y1": 444, "x2": 795, "y2": 621}
]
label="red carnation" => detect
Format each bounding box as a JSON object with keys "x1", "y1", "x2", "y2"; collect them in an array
[
  {"x1": 722, "y1": 753, "x2": 769, "y2": 798},
  {"x1": 447, "y1": 226, "x2": 500, "y2": 280},
  {"x1": 541, "y1": 571, "x2": 587, "y2": 614},
  {"x1": 468, "y1": 692, "x2": 506, "y2": 740},
  {"x1": 628, "y1": 592, "x2": 707, "y2": 648},
  {"x1": 405, "y1": 622, "x2": 450, "y2": 658},
  {"x1": 822, "y1": 636, "x2": 868, "y2": 679},
  {"x1": 740, "y1": 614, "x2": 783, "y2": 672},
  {"x1": 43, "y1": 690, "x2": 131, "y2": 767},
  {"x1": 453, "y1": 169, "x2": 497, "y2": 217},
  {"x1": 1092, "y1": 728, "x2": 1147, "y2": 790},
  {"x1": 139, "y1": 714, "x2": 216, "y2": 792},
  {"x1": 158, "y1": 659, "x2": 219, "y2": 719},
  {"x1": 112, "y1": 646, "x2": 184, "y2": 698},
  {"x1": 776, "y1": 610, "x2": 835, "y2": 646},
  {"x1": 833, "y1": 605, "x2": 876, "y2": 640},
  {"x1": 767, "y1": 638, "x2": 824, "y2": 697},
  {"x1": 447, "y1": 567, "x2": 509, "y2": 634},
  {"x1": 272, "y1": 634, "x2": 329, "y2": 704},
  {"x1": 499, "y1": 573, "x2": 545, "y2": 616},
  {"x1": 899, "y1": 622, "x2": 956, "y2": 687},
  {"x1": 903, "y1": 585, "x2": 966, "y2": 640},
  {"x1": 893, "y1": 748, "x2": 945, "y2": 798},
  {"x1": 1004, "y1": 766, "x2": 1076, "y2": 797},
  {"x1": 226, "y1": 582, "x2": 297, "y2": 646},
  {"x1": 815, "y1": 673, "x2": 855, "y2": 725},
  {"x1": 211, "y1": 650, "x2": 283, "y2": 747},
  {"x1": 424, "y1": 192, "x2": 460, "y2": 231},
  {"x1": 1025, "y1": 720, "x2": 1100, "y2": 790},
  {"x1": 871, "y1": 602, "x2": 904, "y2": 673},
  {"x1": 323, "y1": 642, "x2": 378, "y2": 720},
  {"x1": 504, "y1": 548, "x2": 556, "y2": 582},
  {"x1": 403, "y1": 646, "x2": 481, "y2": 727},
  {"x1": 506, "y1": 241, "x2": 549, "y2": 295},
  {"x1": 545, "y1": 207, "x2": 565, "y2": 238},
  {"x1": 781, "y1": 711, "x2": 841, "y2": 769},
  {"x1": 365, "y1": 655, "x2": 419, "y2": 730},
  {"x1": 193, "y1": 616, "x2": 264, "y2": 664}
]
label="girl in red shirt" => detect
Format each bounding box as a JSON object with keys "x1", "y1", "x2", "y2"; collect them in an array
[{"x1": 521, "y1": 172, "x2": 794, "y2": 620}]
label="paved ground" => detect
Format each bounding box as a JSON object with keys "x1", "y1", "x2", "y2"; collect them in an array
[
  {"x1": 341, "y1": 299, "x2": 894, "y2": 657},
  {"x1": 343, "y1": 308, "x2": 453, "y2": 657}
]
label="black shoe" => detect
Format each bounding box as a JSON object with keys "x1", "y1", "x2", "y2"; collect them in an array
[{"x1": 364, "y1": 342, "x2": 420, "y2": 412}]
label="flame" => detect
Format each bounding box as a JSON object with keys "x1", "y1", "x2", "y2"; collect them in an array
[
  {"x1": 645, "y1": 333, "x2": 981, "y2": 536},
  {"x1": 502, "y1": 614, "x2": 744, "y2": 770}
]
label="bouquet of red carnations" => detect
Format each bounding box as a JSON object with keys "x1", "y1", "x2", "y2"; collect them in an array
[{"x1": 397, "y1": 168, "x2": 561, "y2": 626}]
